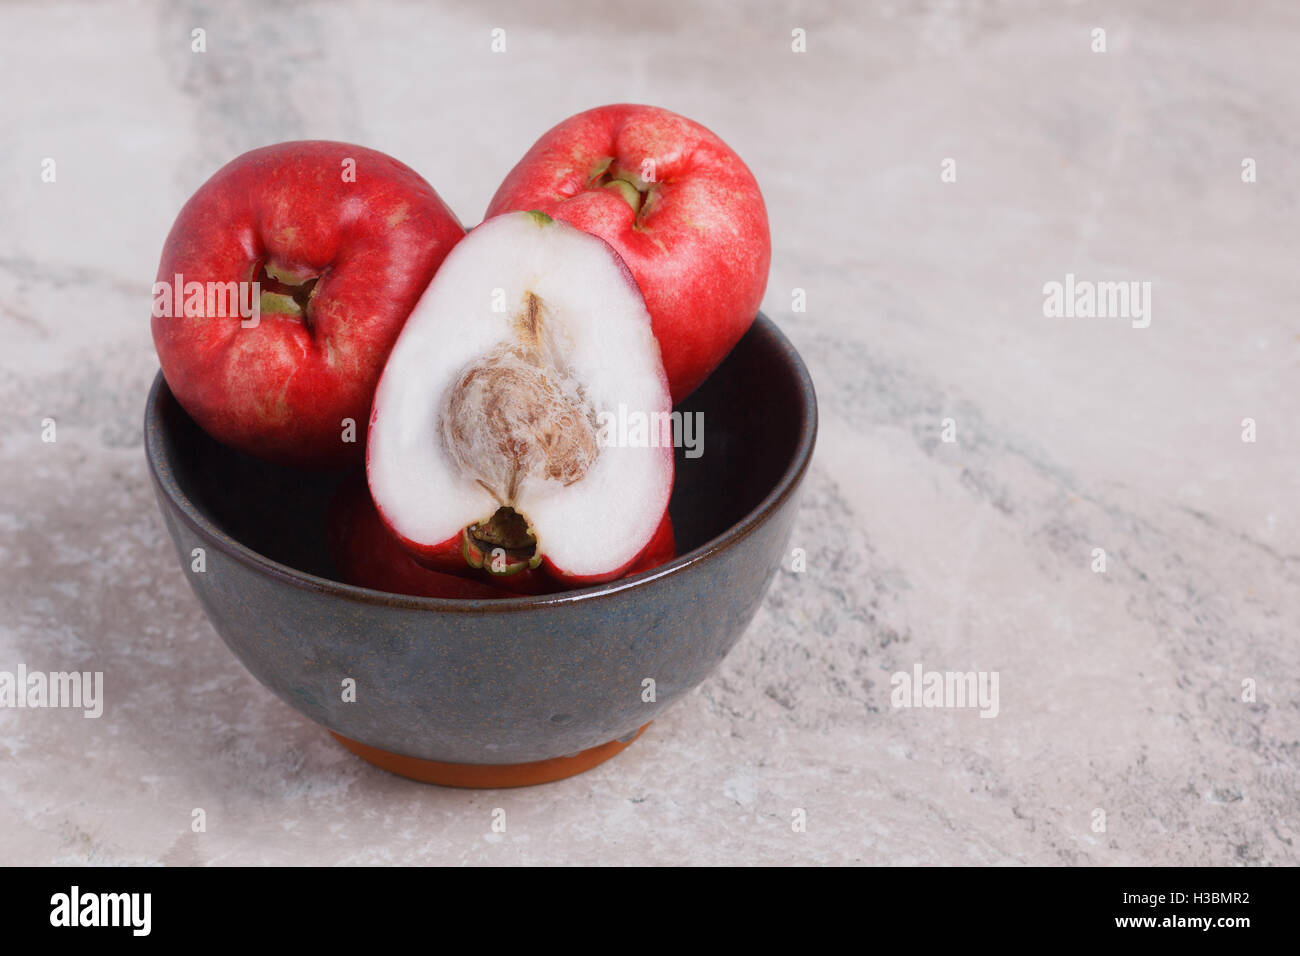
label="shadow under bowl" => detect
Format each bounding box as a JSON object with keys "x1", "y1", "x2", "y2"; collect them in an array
[{"x1": 144, "y1": 313, "x2": 817, "y2": 787}]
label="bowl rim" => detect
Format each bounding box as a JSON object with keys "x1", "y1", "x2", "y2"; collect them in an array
[{"x1": 144, "y1": 312, "x2": 818, "y2": 613}]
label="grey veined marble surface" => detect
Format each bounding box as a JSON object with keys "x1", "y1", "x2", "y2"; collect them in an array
[{"x1": 1, "y1": 0, "x2": 1296, "y2": 865}]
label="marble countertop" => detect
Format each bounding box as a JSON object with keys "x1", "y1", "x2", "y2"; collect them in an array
[{"x1": 2, "y1": 0, "x2": 1295, "y2": 865}]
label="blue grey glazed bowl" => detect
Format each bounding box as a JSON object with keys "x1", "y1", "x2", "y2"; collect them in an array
[{"x1": 144, "y1": 313, "x2": 816, "y2": 786}]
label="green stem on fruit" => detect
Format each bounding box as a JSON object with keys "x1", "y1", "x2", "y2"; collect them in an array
[
  {"x1": 586, "y1": 156, "x2": 614, "y2": 186},
  {"x1": 263, "y1": 260, "x2": 318, "y2": 285},
  {"x1": 258, "y1": 291, "x2": 301, "y2": 317},
  {"x1": 602, "y1": 178, "x2": 642, "y2": 214},
  {"x1": 587, "y1": 161, "x2": 657, "y2": 225},
  {"x1": 252, "y1": 259, "x2": 323, "y2": 330}
]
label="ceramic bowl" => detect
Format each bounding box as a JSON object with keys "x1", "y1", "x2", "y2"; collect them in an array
[{"x1": 144, "y1": 313, "x2": 817, "y2": 787}]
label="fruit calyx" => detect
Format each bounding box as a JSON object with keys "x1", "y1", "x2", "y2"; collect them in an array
[
  {"x1": 253, "y1": 258, "x2": 323, "y2": 326},
  {"x1": 587, "y1": 157, "x2": 657, "y2": 221},
  {"x1": 461, "y1": 506, "x2": 541, "y2": 575}
]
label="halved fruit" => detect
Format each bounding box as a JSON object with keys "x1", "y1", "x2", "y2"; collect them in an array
[{"x1": 366, "y1": 211, "x2": 674, "y2": 588}]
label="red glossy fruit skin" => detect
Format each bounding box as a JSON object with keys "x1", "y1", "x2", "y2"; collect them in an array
[
  {"x1": 331, "y1": 479, "x2": 677, "y2": 598},
  {"x1": 485, "y1": 104, "x2": 770, "y2": 403},
  {"x1": 153, "y1": 141, "x2": 465, "y2": 468}
]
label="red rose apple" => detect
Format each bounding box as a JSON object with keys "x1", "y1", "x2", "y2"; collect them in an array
[
  {"x1": 152, "y1": 141, "x2": 464, "y2": 467},
  {"x1": 486, "y1": 104, "x2": 770, "y2": 402}
]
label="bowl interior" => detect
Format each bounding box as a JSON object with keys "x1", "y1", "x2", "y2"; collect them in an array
[{"x1": 152, "y1": 313, "x2": 812, "y2": 588}]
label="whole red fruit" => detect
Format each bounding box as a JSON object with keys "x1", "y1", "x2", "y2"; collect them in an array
[
  {"x1": 486, "y1": 104, "x2": 770, "y2": 403},
  {"x1": 152, "y1": 141, "x2": 464, "y2": 467}
]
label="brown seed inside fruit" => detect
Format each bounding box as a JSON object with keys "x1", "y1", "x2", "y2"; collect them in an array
[{"x1": 441, "y1": 292, "x2": 599, "y2": 507}]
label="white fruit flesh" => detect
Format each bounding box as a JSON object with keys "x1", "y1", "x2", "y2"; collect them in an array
[{"x1": 367, "y1": 211, "x2": 672, "y2": 579}]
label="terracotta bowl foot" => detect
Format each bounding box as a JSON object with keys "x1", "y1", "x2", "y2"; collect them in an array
[{"x1": 331, "y1": 723, "x2": 652, "y2": 788}]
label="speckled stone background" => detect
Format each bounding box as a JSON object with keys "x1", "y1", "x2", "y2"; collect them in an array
[{"x1": 2, "y1": 0, "x2": 1296, "y2": 865}]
